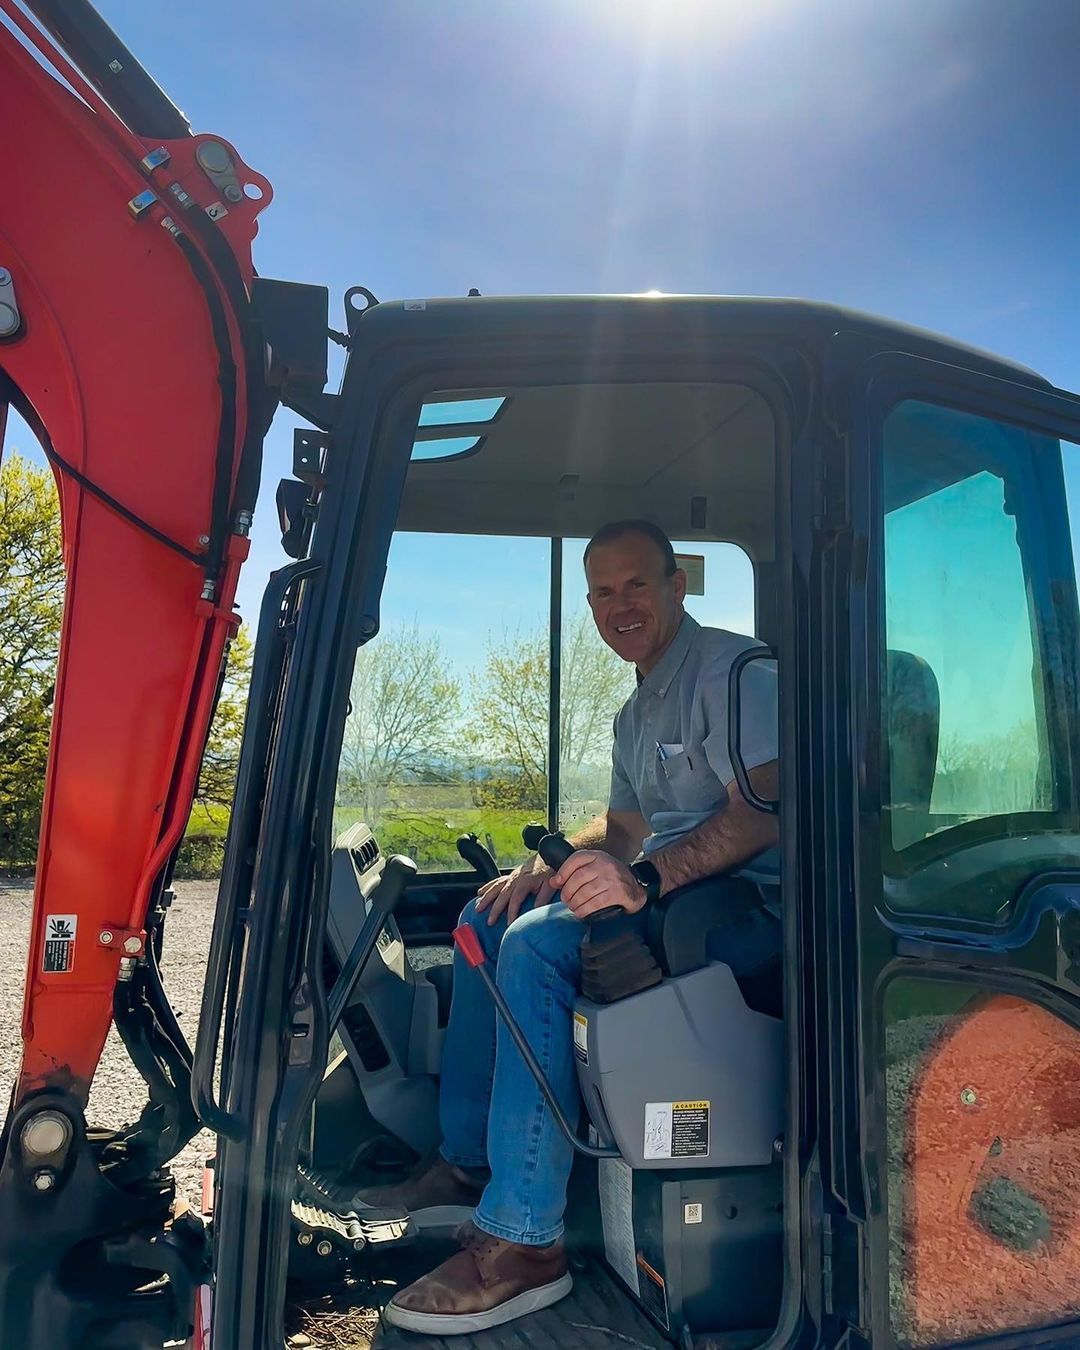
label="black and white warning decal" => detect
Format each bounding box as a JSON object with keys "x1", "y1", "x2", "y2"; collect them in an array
[
  {"x1": 644, "y1": 1099, "x2": 710, "y2": 1160},
  {"x1": 43, "y1": 914, "x2": 77, "y2": 973}
]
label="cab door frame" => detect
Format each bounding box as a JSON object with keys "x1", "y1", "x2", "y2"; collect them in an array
[
  {"x1": 210, "y1": 298, "x2": 820, "y2": 1350},
  {"x1": 832, "y1": 346, "x2": 1080, "y2": 1348}
]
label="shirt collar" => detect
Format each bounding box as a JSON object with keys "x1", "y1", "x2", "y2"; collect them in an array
[{"x1": 638, "y1": 613, "x2": 698, "y2": 699}]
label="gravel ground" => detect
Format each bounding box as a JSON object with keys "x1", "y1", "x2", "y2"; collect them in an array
[
  {"x1": 0, "y1": 877, "x2": 378, "y2": 1347},
  {"x1": 0, "y1": 877, "x2": 218, "y2": 1202}
]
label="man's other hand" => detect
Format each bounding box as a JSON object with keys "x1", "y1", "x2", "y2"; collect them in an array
[
  {"x1": 475, "y1": 856, "x2": 557, "y2": 926},
  {"x1": 551, "y1": 850, "x2": 645, "y2": 921}
]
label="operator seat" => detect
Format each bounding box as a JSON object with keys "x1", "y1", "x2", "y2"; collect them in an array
[
  {"x1": 885, "y1": 648, "x2": 940, "y2": 805},
  {"x1": 884, "y1": 648, "x2": 941, "y2": 849},
  {"x1": 572, "y1": 856, "x2": 785, "y2": 1338},
  {"x1": 581, "y1": 850, "x2": 782, "y2": 1016},
  {"x1": 589, "y1": 646, "x2": 939, "y2": 1012}
]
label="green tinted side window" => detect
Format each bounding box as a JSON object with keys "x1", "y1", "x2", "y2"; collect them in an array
[{"x1": 881, "y1": 401, "x2": 1051, "y2": 860}]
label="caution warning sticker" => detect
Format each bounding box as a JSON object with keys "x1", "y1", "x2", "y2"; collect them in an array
[
  {"x1": 573, "y1": 1012, "x2": 589, "y2": 1065},
  {"x1": 43, "y1": 914, "x2": 77, "y2": 973},
  {"x1": 644, "y1": 1100, "x2": 710, "y2": 1160},
  {"x1": 672, "y1": 1100, "x2": 710, "y2": 1158}
]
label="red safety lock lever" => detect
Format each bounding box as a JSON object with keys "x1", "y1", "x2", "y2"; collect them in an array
[
  {"x1": 451, "y1": 925, "x2": 619, "y2": 1160},
  {"x1": 452, "y1": 923, "x2": 487, "y2": 970}
]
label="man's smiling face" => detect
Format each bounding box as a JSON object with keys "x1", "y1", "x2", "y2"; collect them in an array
[{"x1": 586, "y1": 531, "x2": 686, "y2": 675}]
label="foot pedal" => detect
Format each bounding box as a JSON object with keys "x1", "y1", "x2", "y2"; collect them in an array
[
  {"x1": 292, "y1": 1197, "x2": 366, "y2": 1254},
  {"x1": 293, "y1": 1165, "x2": 414, "y2": 1255},
  {"x1": 355, "y1": 1208, "x2": 414, "y2": 1244}
]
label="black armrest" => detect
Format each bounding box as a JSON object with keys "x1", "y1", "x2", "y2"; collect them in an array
[{"x1": 645, "y1": 875, "x2": 765, "y2": 977}]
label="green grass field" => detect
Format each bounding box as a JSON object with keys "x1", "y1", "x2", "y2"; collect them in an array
[
  {"x1": 334, "y1": 806, "x2": 534, "y2": 871},
  {"x1": 332, "y1": 780, "x2": 604, "y2": 871},
  {"x1": 181, "y1": 789, "x2": 604, "y2": 877}
]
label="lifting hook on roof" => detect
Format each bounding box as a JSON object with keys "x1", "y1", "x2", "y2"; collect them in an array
[{"x1": 343, "y1": 286, "x2": 379, "y2": 338}]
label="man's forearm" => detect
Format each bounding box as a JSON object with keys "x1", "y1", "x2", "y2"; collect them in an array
[
  {"x1": 569, "y1": 813, "x2": 641, "y2": 864},
  {"x1": 652, "y1": 762, "x2": 779, "y2": 895}
]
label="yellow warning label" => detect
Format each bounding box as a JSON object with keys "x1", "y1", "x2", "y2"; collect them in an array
[
  {"x1": 573, "y1": 1012, "x2": 589, "y2": 1065},
  {"x1": 673, "y1": 1100, "x2": 708, "y2": 1110}
]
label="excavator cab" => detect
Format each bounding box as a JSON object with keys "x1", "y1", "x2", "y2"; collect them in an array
[
  {"x1": 7, "y1": 5, "x2": 1080, "y2": 1350},
  {"x1": 204, "y1": 294, "x2": 1080, "y2": 1350},
  {"x1": 212, "y1": 338, "x2": 793, "y2": 1349}
]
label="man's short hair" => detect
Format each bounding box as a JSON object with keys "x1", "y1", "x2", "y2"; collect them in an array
[{"x1": 583, "y1": 520, "x2": 678, "y2": 576}]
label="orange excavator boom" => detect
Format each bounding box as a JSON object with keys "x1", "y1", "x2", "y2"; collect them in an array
[{"x1": 0, "y1": 3, "x2": 276, "y2": 1342}]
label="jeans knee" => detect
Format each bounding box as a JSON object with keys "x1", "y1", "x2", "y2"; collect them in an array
[
  {"x1": 496, "y1": 925, "x2": 542, "y2": 994},
  {"x1": 498, "y1": 914, "x2": 531, "y2": 961},
  {"x1": 458, "y1": 895, "x2": 504, "y2": 959},
  {"x1": 500, "y1": 904, "x2": 580, "y2": 978}
]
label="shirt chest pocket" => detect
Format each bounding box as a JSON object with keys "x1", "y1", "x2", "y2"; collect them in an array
[{"x1": 656, "y1": 744, "x2": 722, "y2": 812}]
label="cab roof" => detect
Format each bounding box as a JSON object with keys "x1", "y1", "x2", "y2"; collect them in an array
[
  {"x1": 351, "y1": 293, "x2": 1049, "y2": 561},
  {"x1": 354, "y1": 292, "x2": 1047, "y2": 390}
]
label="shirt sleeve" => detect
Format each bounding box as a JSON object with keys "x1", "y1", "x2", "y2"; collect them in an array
[
  {"x1": 701, "y1": 647, "x2": 778, "y2": 783},
  {"x1": 608, "y1": 713, "x2": 641, "y2": 813}
]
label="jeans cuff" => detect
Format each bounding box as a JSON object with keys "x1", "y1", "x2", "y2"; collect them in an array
[
  {"x1": 438, "y1": 1145, "x2": 489, "y2": 1170},
  {"x1": 472, "y1": 1210, "x2": 565, "y2": 1247}
]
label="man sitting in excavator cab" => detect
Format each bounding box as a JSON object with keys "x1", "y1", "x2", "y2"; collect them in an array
[
  {"x1": 17, "y1": 3, "x2": 1080, "y2": 1346},
  {"x1": 361, "y1": 518, "x2": 780, "y2": 1335}
]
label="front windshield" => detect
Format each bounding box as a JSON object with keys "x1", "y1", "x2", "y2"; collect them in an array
[{"x1": 333, "y1": 378, "x2": 773, "y2": 873}]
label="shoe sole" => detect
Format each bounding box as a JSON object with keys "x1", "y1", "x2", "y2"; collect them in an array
[{"x1": 384, "y1": 1272, "x2": 573, "y2": 1334}]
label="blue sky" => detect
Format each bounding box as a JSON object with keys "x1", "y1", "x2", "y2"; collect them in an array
[{"x1": 6, "y1": 0, "x2": 1080, "y2": 668}]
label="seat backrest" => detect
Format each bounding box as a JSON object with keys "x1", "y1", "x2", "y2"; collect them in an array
[{"x1": 885, "y1": 648, "x2": 941, "y2": 812}]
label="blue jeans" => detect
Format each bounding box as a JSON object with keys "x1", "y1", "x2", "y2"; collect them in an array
[
  {"x1": 438, "y1": 896, "x2": 590, "y2": 1245},
  {"x1": 438, "y1": 888, "x2": 779, "y2": 1245}
]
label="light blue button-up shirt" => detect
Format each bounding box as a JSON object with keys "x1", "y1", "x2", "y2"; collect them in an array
[{"x1": 609, "y1": 614, "x2": 777, "y2": 856}]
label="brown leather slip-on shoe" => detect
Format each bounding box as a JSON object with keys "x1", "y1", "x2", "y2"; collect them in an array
[
  {"x1": 383, "y1": 1221, "x2": 572, "y2": 1335},
  {"x1": 351, "y1": 1156, "x2": 485, "y2": 1232}
]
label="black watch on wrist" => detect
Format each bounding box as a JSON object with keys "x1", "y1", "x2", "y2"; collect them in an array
[{"x1": 630, "y1": 858, "x2": 662, "y2": 904}]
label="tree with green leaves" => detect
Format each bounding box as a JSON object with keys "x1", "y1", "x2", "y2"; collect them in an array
[
  {"x1": 472, "y1": 613, "x2": 634, "y2": 819},
  {"x1": 338, "y1": 623, "x2": 462, "y2": 827},
  {"x1": 192, "y1": 624, "x2": 254, "y2": 820},
  {"x1": 0, "y1": 453, "x2": 64, "y2": 864},
  {"x1": 560, "y1": 612, "x2": 636, "y2": 797},
  {"x1": 471, "y1": 628, "x2": 548, "y2": 812}
]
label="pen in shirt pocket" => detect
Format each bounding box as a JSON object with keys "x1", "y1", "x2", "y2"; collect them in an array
[{"x1": 656, "y1": 741, "x2": 693, "y2": 770}]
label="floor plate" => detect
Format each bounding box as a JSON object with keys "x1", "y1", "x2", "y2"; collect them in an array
[{"x1": 372, "y1": 1258, "x2": 672, "y2": 1349}]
